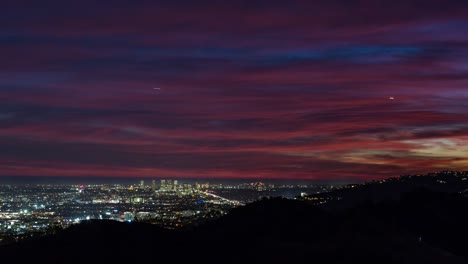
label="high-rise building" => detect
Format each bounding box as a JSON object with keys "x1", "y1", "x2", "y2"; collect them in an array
[
  {"x1": 140, "y1": 180, "x2": 144, "y2": 187},
  {"x1": 160, "y1": 179, "x2": 166, "y2": 191},
  {"x1": 173, "y1": 180, "x2": 178, "y2": 191},
  {"x1": 167, "y1": 179, "x2": 173, "y2": 191},
  {"x1": 152, "y1": 180, "x2": 156, "y2": 190}
]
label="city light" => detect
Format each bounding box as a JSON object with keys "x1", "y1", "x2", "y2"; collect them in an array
[{"x1": 0, "y1": 179, "x2": 324, "y2": 243}]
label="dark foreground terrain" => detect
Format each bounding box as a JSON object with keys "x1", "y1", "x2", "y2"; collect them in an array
[{"x1": 2, "y1": 178, "x2": 468, "y2": 264}]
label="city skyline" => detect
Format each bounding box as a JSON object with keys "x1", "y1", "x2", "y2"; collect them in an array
[
  {"x1": 0, "y1": 175, "x2": 354, "y2": 185},
  {"x1": 2, "y1": 1, "x2": 468, "y2": 181}
]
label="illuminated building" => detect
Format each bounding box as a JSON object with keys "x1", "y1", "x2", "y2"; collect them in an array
[
  {"x1": 167, "y1": 180, "x2": 173, "y2": 191},
  {"x1": 160, "y1": 180, "x2": 167, "y2": 191}
]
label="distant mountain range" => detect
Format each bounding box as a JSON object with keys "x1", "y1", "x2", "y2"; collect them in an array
[{"x1": 2, "y1": 171, "x2": 468, "y2": 264}]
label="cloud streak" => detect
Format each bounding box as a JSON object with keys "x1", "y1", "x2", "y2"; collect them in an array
[{"x1": 1, "y1": 0, "x2": 468, "y2": 180}]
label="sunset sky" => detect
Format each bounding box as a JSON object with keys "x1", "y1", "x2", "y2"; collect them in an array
[{"x1": 1, "y1": 0, "x2": 468, "y2": 180}]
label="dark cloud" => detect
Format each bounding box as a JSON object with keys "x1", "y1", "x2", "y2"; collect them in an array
[{"x1": 1, "y1": 1, "x2": 468, "y2": 180}]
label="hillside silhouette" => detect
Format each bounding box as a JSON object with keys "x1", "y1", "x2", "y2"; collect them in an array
[
  {"x1": 2, "y1": 173, "x2": 468, "y2": 264},
  {"x1": 309, "y1": 171, "x2": 468, "y2": 210}
]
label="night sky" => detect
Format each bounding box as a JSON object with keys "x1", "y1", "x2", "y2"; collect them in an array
[{"x1": 1, "y1": 1, "x2": 468, "y2": 181}]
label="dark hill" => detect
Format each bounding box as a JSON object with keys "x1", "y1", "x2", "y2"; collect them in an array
[
  {"x1": 2, "y1": 193, "x2": 468, "y2": 264},
  {"x1": 308, "y1": 171, "x2": 468, "y2": 211}
]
